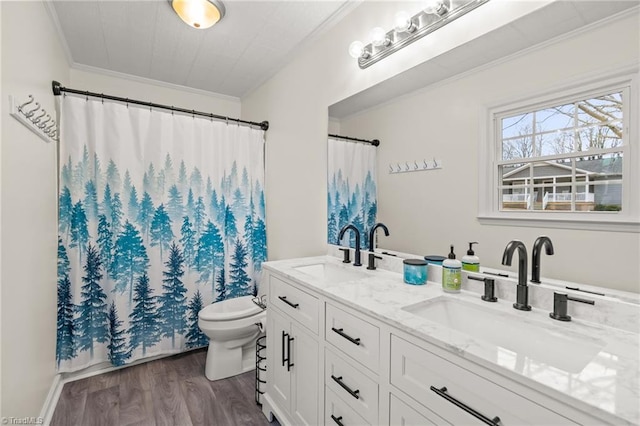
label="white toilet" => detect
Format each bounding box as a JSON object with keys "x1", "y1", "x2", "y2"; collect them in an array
[{"x1": 198, "y1": 295, "x2": 266, "y2": 381}]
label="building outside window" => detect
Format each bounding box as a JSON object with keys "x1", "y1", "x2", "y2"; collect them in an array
[{"x1": 479, "y1": 70, "x2": 638, "y2": 231}]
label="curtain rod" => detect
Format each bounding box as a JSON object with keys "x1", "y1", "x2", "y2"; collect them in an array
[
  {"x1": 51, "y1": 81, "x2": 269, "y2": 131},
  {"x1": 329, "y1": 133, "x2": 380, "y2": 147}
]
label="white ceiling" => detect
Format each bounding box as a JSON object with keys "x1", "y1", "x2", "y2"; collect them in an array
[{"x1": 50, "y1": 0, "x2": 353, "y2": 98}]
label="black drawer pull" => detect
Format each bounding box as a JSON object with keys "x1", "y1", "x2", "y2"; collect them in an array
[
  {"x1": 430, "y1": 386, "x2": 501, "y2": 426},
  {"x1": 330, "y1": 415, "x2": 344, "y2": 426},
  {"x1": 278, "y1": 295, "x2": 299, "y2": 309},
  {"x1": 331, "y1": 375, "x2": 360, "y2": 400},
  {"x1": 331, "y1": 327, "x2": 361, "y2": 346}
]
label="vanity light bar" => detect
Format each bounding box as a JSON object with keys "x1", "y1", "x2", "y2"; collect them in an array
[{"x1": 355, "y1": 0, "x2": 490, "y2": 69}]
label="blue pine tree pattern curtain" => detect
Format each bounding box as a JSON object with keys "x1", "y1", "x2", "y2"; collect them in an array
[
  {"x1": 327, "y1": 138, "x2": 377, "y2": 250},
  {"x1": 56, "y1": 95, "x2": 267, "y2": 372}
]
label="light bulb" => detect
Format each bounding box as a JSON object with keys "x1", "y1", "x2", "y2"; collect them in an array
[
  {"x1": 394, "y1": 11, "x2": 410, "y2": 32},
  {"x1": 394, "y1": 11, "x2": 415, "y2": 33},
  {"x1": 348, "y1": 41, "x2": 365, "y2": 59},
  {"x1": 424, "y1": 0, "x2": 448, "y2": 15},
  {"x1": 369, "y1": 27, "x2": 388, "y2": 47}
]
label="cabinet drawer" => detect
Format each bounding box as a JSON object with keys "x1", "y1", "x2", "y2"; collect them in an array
[
  {"x1": 270, "y1": 274, "x2": 319, "y2": 334},
  {"x1": 325, "y1": 387, "x2": 370, "y2": 426},
  {"x1": 390, "y1": 394, "x2": 445, "y2": 426},
  {"x1": 390, "y1": 335, "x2": 577, "y2": 425},
  {"x1": 326, "y1": 349, "x2": 378, "y2": 425},
  {"x1": 326, "y1": 303, "x2": 379, "y2": 372}
]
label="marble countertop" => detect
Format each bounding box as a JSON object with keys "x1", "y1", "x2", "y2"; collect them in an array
[{"x1": 263, "y1": 254, "x2": 640, "y2": 425}]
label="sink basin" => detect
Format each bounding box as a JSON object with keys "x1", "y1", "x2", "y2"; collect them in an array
[
  {"x1": 294, "y1": 263, "x2": 367, "y2": 283},
  {"x1": 402, "y1": 297, "x2": 605, "y2": 373}
]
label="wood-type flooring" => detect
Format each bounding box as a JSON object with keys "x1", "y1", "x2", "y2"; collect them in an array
[{"x1": 51, "y1": 348, "x2": 274, "y2": 426}]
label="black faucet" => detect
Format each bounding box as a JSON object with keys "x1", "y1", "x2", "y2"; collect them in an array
[
  {"x1": 368, "y1": 223, "x2": 390, "y2": 252},
  {"x1": 531, "y1": 236, "x2": 554, "y2": 284},
  {"x1": 501, "y1": 240, "x2": 531, "y2": 311},
  {"x1": 338, "y1": 224, "x2": 362, "y2": 266}
]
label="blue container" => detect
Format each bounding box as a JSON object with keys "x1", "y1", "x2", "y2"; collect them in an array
[
  {"x1": 403, "y1": 259, "x2": 428, "y2": 285},
  {"x1": 424, "y1": 255, "x2": 446, "y2": 266}
]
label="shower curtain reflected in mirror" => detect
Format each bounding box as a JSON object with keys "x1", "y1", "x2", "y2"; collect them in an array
[
  {"x1": 327, "y1": 138, "x2": 377, "y2": 250},
  {"x1": 56, "y1": 95, "x2": 267, "y2": 372}
]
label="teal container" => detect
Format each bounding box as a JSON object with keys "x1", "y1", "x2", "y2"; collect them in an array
[
  {"x1": 403, "y1": 259, "x2": 428, "y2": 285},
  {"x1": 424, "y1": 255, "x2": 446, "y2": 266}
]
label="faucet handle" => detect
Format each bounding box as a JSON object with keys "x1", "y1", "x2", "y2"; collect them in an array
[
  {"x1": 550, "y1": 292, "x2": 595, "y2": 321},
  {"x1": 367, "y1": 252, "x2": 382, "y2": 270},
  {"x1": 339, "y1": 248, "x2": 351, "y2": 264},
  {"x1": 468, "y1": 275, "x2": 497, "y2": 302}
]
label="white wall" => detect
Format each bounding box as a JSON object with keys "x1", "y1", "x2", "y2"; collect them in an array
[
  {"x1": 242, "y1": 1, "x2": 551, "y2": 261},
  {"x1": 339, "y1": 14, "x2": 640, "y2": 293},
  {"x1": 242, "y1": 2, "x2": 639, "y2": 293},
  {"x1": 0, "y1": 2, "x2": 70, "y2": 417},
  {"x1": 69, "y1": 68, "x2": 241, "y2": 118}
]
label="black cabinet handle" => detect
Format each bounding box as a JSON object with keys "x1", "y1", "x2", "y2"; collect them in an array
[
  {"x1": 430, "y1": 386, "x2": 501, "y2": 426},
  {"x1": 286, "y1": 335, "x2": 294, "y2": 371},
  {"x1": 331, "y1": 375, "x2": 360, "y2": 400},
  {"x1": 330, "y1": 415, "x2": 344, "y2": 426},
  {"x1": 331, "y1": 327, "x2": 361, "y2": 346},
  {"x1": 278, "y1": 295, "x2": 299, "y2": 309},
  {"x1": 281, "y1": 331, "x2": 288, "y2": 367}
]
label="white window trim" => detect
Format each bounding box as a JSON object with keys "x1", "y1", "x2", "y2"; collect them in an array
[{"x1": 478, "y1": 66, "x2": 639, "y2": 233}]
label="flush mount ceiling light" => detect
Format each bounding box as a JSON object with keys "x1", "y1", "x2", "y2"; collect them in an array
[
  {"x1": 350, "y1": 0, "x2": 489, "y2": 69},
  {"x1": 171, "y1": 0, "x2": 225, "y2": 29}
]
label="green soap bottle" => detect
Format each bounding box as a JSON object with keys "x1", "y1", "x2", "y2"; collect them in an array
[
  {"x1": 442, "y1": 245, "x2": 462, "y2": 293},
  {"x1": 461, "y1": 242, "x2": 480, "y2": 272}
]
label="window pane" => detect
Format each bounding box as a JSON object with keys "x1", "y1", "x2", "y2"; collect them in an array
[
  {"x1": 500, "y1": 186, "x2": 531, "y2": 211},
  {"x1": 503, "y1": 137, "x2": 534, "y2": 160},
  {"x1": 502, "y1": 113, "x2": 533, "y2": 139},
  {"x1": 543, "y1": 185, "x2": 573, "y2": 211},
  {"x1": 537, "y1": 129, "x2": 574, "y2": 156},
  {"x1": 576, "y1": 153, "x2": 623, "y2": 212},
  {"x1": 577, "y1": 92, "x2": 623, "y2": 125},
  {"x1": 577, "y1": 123, "x2": 623, "y2": 151},
  {"x1": 535, "y1": 103, "x2": 574, "y2": 133},
  {"x1": 590, "y1": 182, "x2": 623, "y2": 212}
]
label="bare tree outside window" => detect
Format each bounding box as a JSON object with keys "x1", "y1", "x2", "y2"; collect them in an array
[{"x1": 498, "y1": 90, "x2": 624, "y2": 212}]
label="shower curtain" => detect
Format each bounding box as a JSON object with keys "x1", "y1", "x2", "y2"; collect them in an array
[
  {"x1": 56, "y1": 95, "x2": 267, "y2": 372},
  {"x1": 327, "y1": 138, "x2": 377, "y2": 250}
]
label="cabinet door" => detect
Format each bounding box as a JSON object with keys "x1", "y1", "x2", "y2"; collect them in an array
[
  {"x1": 290, "y1": 321, "x2": 319, "y2": 426},
  {"x1": 268, "y1": 308, "x2": 292, "y2": 412}
]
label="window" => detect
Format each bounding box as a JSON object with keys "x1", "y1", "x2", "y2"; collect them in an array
[{"x1": 479, "y1": 72, "x2": 639, "y2": 231}]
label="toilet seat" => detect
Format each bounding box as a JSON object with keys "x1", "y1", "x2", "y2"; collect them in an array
[{"x1": 199, "y1": 295, "x2": 263, "y2": 321}]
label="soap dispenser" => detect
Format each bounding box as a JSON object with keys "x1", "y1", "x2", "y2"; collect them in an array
[
  {"x1": 461, "y1": 242, "x2": 480, "y2": 272},
  {"x1": 442, "y1": 245, "x2": 462, "y2": 293}
]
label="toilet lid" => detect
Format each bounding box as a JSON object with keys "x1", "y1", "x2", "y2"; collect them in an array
[{"x1": 199, "y1": 295, "x2": 263, "y2": 321}]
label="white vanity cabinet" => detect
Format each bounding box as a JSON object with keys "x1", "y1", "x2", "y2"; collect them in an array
[
  {"x1": 262, "y1": 264, "x2": 622, "y2": 426},
  {"x1": 390, "y1": 335, "x2": 578, "y2": 425},
  {"x1": 265, "y1": 273, "x2": 320, "y2": 426},
  {"x1": 324, "y1": 304, "x2": 380, "y2": 425}
]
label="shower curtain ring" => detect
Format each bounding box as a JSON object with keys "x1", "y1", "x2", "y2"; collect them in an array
[
  {"x1": 226, "y1": 117, "x2": 229, "y2": 126},
  {"x1": 85, "y1": 91, "x2": 89, "y2": 101}
]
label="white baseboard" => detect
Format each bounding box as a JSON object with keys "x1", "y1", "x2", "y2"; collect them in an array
[{"x1": 39, "y1": 374, "x2": 62, "y2": 426}]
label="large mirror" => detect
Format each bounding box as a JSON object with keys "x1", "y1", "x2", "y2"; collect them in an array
[{"x1": 327, "y1": 1, "x2": 639, "y2": 297}]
